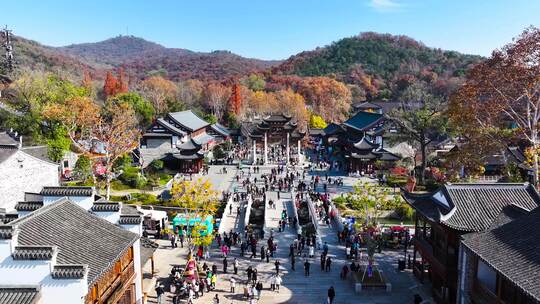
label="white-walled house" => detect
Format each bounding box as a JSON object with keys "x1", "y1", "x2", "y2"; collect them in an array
[
  {"x1": 0, "y1": 132, "x2": 59, "y2": 212},
  {"x1": 0, "y1": 198, "x2": 142, "y2": 304}
]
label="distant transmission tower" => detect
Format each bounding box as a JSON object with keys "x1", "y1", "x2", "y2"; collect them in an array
[{"x1": 0, "y1": 25, "x2": 15, "y2": 98}]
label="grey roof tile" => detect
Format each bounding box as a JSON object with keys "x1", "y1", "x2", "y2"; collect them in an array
[
  {"x1": 462, "y1": 207, "x2": 540, "y2": 302},
  {"x1": 0, "y1": 146, "x2": 17, "y2": 164},
  {"x1": 91, "y1": 202, "x2": 120, "y2": 212},
  {"x1": 15, "y1": 201, "x2": 43, "y2": 212},
  {"x1": 0, "y1": 286, "x2": 40, "y2": 304},
  {"x1": 12, "y1": 246, "x2": 56, "y2": 260},
  {"x1": 0, "y1": 225, "x2": 14, "y2": 239},
  {"x1": 51, "y1": 265, "x2": 87, "y2": 279},
  {"x1": 167, "y1": 110, "x2": 209, "y2": 132},
  {"x1": 119, "y1": 215, "x2": 142, "y2": 225},
  {"x1": 40, "y1": 186, "x2": 93, "y2": 197},
  {"x1": 10, "y1": 199, "x2": 138, "y2": 286}
]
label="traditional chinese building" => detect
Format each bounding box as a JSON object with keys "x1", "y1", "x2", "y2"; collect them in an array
[
  {"x1": 324, "y1": 111, "x2": 400, "y2": 173},
  {"x1": 0, "y1": 130, "x2": 59, "y2": 212},
  {"x1": 0, "y1": 198, "x2": 143, "y2": 304},
  {"x1": 139, "y1": 110, "x2": 229, "y2": 172},
  {"x1": 241, "y1": 113, "x2": 306, "y2": 164},
  {"x1": 458, "y1": 205, "x2": 540, "y2": 304},
  {"x1": 402, "y1": 183, "x2": 540, "y2": 304}
]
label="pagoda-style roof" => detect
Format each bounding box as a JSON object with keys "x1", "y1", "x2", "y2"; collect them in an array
[
  {"x1": 461, "y1": 207, "x2": 540, "y2": 302},
  {"x1": 263, "y1": 113, "x2": 292, "y2": 123},
  {"x1": 401, "y1": 183, "x2": 540, "y2": 232},
  {"x1": 155, "y1": 118, "x2": 186, "y2": 136},
  {"x1": 177, "y1": 138, "x2": 202, "y2": 151},
  {"x1": 375, "y1": 148, "x2": 401, "y2": 161},
  {"x1": 164, "y1": 151, "x2": 204, "y2": 161},
  {"x1": 349, "y1": 151, "x2": 379, "y2": 160},
  {"x1": 352, "y1": 101, "x2": 382, "y2": 111},
  {"x1": 167, "y1": 110, "x2": 209, "y2": 132},
  {"x1": 343, "y1": 111, "x2": 384, "y2": 132},
  {"x1": 209, "y1": 123, "x2": 230, "y2": 137},
  {"x1": 352, "y1": 137, "x2": 379, "y2": 151}
]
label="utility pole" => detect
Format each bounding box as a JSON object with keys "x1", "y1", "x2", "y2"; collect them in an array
[
  {"x1": 0, "y1": 25, "x2": 15, "y2": 98},
  {"x1": 1, "y1": 25, "x2": 15, "y2": 73}
]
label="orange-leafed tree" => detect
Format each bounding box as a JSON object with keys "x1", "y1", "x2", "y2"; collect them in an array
[
  {"x1": 298, "y1": 76, "x2": 352, "y2": 123},
  {"x1": 43, "y1": 97, "x2": 140, "y2": 199},
  {"x1": 449, "y1": 26, "x2": 540, "y2": 185},
  {"x1": 275, "y1": 89, "x2": 308, "y2": 131},
  {"x1": 103, "y1": 71, "x2": 118, "y2": 98},
  {"x1": 140, "y1": 76, "x2": 178, "y2": 115},
  {"x1": 82, "y1": 70, "x2": 93, "y2": 93}
]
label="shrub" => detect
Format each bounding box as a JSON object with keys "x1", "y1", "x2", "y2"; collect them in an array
[
  {"x1": 395, "y1": 203, "x2": 414, "y2": 220},
  {"x1": 150, "y1": 159, "x2": 164, "y2": 171}
]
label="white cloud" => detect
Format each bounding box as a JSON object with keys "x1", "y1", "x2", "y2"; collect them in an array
[{"x1": 368, "y1": 0, "x2": 402, "y2": 12}]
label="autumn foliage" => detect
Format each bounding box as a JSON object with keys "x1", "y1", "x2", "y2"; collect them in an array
[{"x1": 103, "y1": 69, "x2": 128, "y2": 98}]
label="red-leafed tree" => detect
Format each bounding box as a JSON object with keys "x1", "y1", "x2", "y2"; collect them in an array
[
  {"x1": 117, "y1": 68, "x2": 129, "y2": 94},
  {"x1": 103, "y1": 71, "x2": 118, "y2": 98},
  {"x1": 230, "y1": 83, "x2": 242, "y2": 115}
]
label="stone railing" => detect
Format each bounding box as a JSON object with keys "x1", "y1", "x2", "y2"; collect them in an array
[
  {"x1": 244, "y1": 194, "x2": 253, "y2": 227},
  {"x1": 218, "y1": 195, "x2": 234, "y2": 234},
  {"x1": 290, "y1": 190, "x2": 301, "y2": 232}
]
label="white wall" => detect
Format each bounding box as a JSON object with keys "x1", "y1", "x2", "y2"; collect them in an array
[
  {"x1": 121, "y1": 223, "x2": 143, "y2": 236},
  {"x1": 0, "y1": 150, "x2": 59, "y2": 211},
  {"x1": 95, "y1": 211, "x2": 121, "y2": 225},
  {"x1": 0, "y1": 242, "x2": 87, "y2": 304},
  {"x1": 132, "y1": 239, "x2": 143, "y2": 304}
]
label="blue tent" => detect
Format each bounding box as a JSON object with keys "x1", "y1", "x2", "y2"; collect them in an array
[{"x1": 172, "y1": 214, "x2": 214, "y2": 236}]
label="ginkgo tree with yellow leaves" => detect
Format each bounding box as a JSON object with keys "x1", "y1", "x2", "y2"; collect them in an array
[{"x1": 170, "y1": 177, "x2": 220, "y2": 254}]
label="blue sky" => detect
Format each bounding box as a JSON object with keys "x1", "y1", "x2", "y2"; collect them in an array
[{"x1": 2, "y1": 0, "x2": 539, "y2": 60}]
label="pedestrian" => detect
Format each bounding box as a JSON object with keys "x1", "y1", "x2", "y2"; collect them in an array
[
  {"x1": 309, "y1": 244, "x2": 314, "y2": 258},
  {"x1": 213, "y1": 294, "x2": 220, "y2": 304},
  {"x1": 340, "y1": 265, "x2": 349, "y2": 279},
  {"x1": 229, "y1": 203, "x2": 233, "y2": 215},
  {"x1": 211, "y1": 273, "x2": 217, "y2": 290},
  {"x1": 275, "y1": 274, "x2": 282, "y2": 292},
  {"x1": 230, "y1": 277, "x2": 236, "y2": 293},
  {"x1": 321, "y1": 254, "x2": 326, "y2": 271},
  {"x1": 223, "y1": 257, "x2": 228, "y2": 273},
  {"x1": 266, "y1": 248, "x2": 271, "y2": 263},
  {"x1": 252, "y1": 268, "x2": 258, "y2": 284},
  {"x1": 234, "y1": 257, "x2": 239, "y2": 274},
  {"x1": 328, "y1": 286, "x2": 336, "y2": 304},
  {"x1": 252, "y1": 284, "x2": 258, "y2": 300},
  {"x1": 274, "y1": 259, "x2": 280, "y2": 274},
  {"x1": 323, "y1": 242, "x2": 329, "y2": 256},
  {"x1": 326, "y1": 256, "x2": 332, "y2": 272},
  {"x1": 291, "y1": 254, "x2": 296, "y2": 271},
  {"x1": 170, "y1": 233, "x2": 176, "y2": 248},
  {"x1": 304, "y1": 260, "x2": 310, "y2": 276},
  {"x1": 155, "y1": 282, "x2": 164, "y2": 304},
  {"x1": 256, "y1": 281, "x2": 263, "y2": 300}
]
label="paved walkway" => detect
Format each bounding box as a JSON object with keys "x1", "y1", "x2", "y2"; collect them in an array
[{"x1": 144, "y1": 164, "x2": 433, "y2": 304}]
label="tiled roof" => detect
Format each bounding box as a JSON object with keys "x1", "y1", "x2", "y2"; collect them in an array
[
  {"x1": 0, "y1": 213, "x2": 18, "y2": 224},
  {"x1": 20, "y1": 146, "x2": 53, "y2": 163},
  {"x1": 119, "y1": 215, "x2": 143, "y2": 225},
  {"x1": 0, "y1": 145, "x2": 17, "y2": 164},
  {"x1": 0, "y1": 286, "x2": 40, "y2": 304},
  {"x1": 350, "y1": 151, "x2": 379, "y2": 160},
  {"x1": 323, "y1": 123, "x2": 344, "y2": 136},
  {"x1": 192, "y1": 133, "x2": 215, "y2": 146},
  {"x1": 15, "y1": 201, "x2": 43, "y2": 212},
  {"x1": 91, "y1": 202, "x2": 120, "y2": 212},
  {"x1": 168, "y1": 110, "x2": 209, "y2": 132},
  {"x1": 308, "y1": 128, "x2": 325, "y2": 136},
  {"x1": 177, "y1": 138, "x2": 201, "y2": 151},
  {"x1": 402, "y1": 183, "x2": 540, "y2": 232},
  {"x1": 10, "y1": 199, "x2": 138, "y2": 286},
  {"x1": 24, "y1": 193, "x2": 42, "y2": 201},
  {"x1": 51, "y1": 265, "x2": 87, "y2": 279},
  {"x1": 156, "y1": 118, "x2": 186, "y2": 136},
  {"x1": 140, "y1": 237, "x2": 159, "y2": 263},
  {"x1": 462, "y1": 207, "x2": 540, "y2": 302},
  {"x1": 0, "y1": 225, "x2": 14, "y2": 239},
  {"x1": 352, "y1": 101, "x2": 382, "y2": 110},
  {"x1": 263, "y1": 113, "x2": 291, "y2": 123},
  {"x1": 343, "y1": 111, "x2": 384, "y2": 132},
  {"x1": 12, "y1": 246, "x2": 56, "y2": 260},
  {"x1": 352, "y1": 137, "x2": 379, "y2": 150},
  {"x1": 121, "y1": 205, "x2": 141, "y2": 216},
  {"x1": 40, "y1": 186, "x2": 93, "y2": 197},
  {"x1": 209, "y1": 123, "x2": 230, "y2": 137},
  {"x1": 376, "y1": 149, "x2": 401, "y2": 161},
  {"x1": 0, "y1": 132, "x2": 19, "y2": 146}
]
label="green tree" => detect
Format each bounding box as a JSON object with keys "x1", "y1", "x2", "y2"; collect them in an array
[
  {"x1": 110, "y1": 93, "x2": 155, "y2": 128},
  {"x1": 73, "y1": 155, "x2": 92, "y2": 181},
  {"x1": 203, "y1": 113, "x2": 218, "y2": 124},
  {"x1": 243, "y1": 74, "x2": 266, "y2": 91},
  {"x1": 46, "y1": 127, "x2": 71, "y2": 162},
  {"x1": 387, "y1": 81, "x2": 447, "y2": 183}
]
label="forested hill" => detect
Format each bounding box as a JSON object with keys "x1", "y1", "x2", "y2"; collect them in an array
[
  {"x1": 10, "y1": 35, "x2": 280, "y2": 81},
  {"x1": 272, "y1": 32, "x2": 483, "y2": 96}
]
